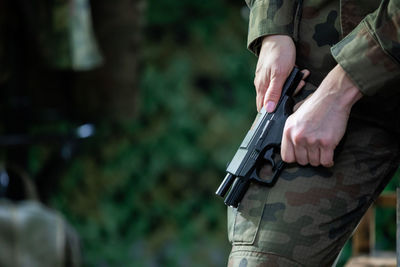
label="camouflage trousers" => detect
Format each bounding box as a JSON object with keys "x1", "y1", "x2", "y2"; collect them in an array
[{"x1": 227, "y1": 117, "x2": 400, "y2": 267}]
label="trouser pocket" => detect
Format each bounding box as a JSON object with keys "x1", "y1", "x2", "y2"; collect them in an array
[{"x1": 227, "y1": 183, "x2": 268, "y2": 245}]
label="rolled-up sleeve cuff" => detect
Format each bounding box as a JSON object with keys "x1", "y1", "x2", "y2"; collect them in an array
[
  {"x1": 247, "y1": 0, "x2": 301, "y2": 55},
  {"x1": 331, "y1": 20, "x2": 400, "y2": 96}
]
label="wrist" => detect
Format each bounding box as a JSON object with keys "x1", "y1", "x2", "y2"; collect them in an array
[
  {"x1": 261, "y1": 34, "x2": 292, "y2": 44},
  {"x1": 318, "y1": 64, "x2": 363, "y2": 113},
  {"x1": 337, "y1": 83, "x2": 363, "y2": 111},
  {"x1": 258, "y1": 35, "x2": 296, "y2": 69}
]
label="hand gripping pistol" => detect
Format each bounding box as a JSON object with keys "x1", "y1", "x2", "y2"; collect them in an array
[{"x1": 215, "y1": 67, "x2": 303, "y2": 208}]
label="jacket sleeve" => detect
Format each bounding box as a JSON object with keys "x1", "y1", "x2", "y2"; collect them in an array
[
  {"x1": 331, "y1": 0, "x2": 400, "y2": 96},
  {"x1": 245, "y1": 0, "x2": 302, "y2": 55}
]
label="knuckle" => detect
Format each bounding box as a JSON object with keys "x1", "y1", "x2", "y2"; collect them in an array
[
  {"x1": 292, "y1": 132, "x2": 305, "y2": 145},
  {"x1": 254, "y1": 82, "x2": 266, "y2": 94},
  {"x1": 281, "y1": 153, "x2": 294, "y2": 163},
  {"x1": 283, "y1": 129, "x2": 291, "y2": 140},
  {"x1": 319, "y1": 134, "x2": 337, "y2": 149},
  {"x1": 271, "y1": 66, "x2": 286, "y2": 78},
  {"x1": 254, "y1": 77, "x2": 261, "y2": 89},
  {"x1": 283, "y1": 125, "x2": 294, "y2": 141},
  {"x1": 319, "y1": 139, "x2": 333, "y2": 149},
  {"x1": 265, "y1": 89, "x2": 281, "y2": 101},
  {"x1": 305, "y1": 137, "x2": 317, "y2": 146}
]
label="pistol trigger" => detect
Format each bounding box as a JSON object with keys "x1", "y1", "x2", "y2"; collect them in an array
[
  {"x1": 263, "y1": 149, "x2": 275, "y2": 167},
  {"x1": 261, "y1": 160, "x2": 285, "y2": 187}
]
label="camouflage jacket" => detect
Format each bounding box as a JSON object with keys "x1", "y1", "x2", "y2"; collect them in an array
[{"x1": 245, "y1": 0, "x2": 400, "y2": 132}]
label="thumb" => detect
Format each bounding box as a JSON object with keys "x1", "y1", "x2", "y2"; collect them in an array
[{"x1": 264, "y1": 76, "x2": 285, "y2": 113}]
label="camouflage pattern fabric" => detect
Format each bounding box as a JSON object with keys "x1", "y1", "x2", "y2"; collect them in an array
[
  {"x1": 227, "y1": 96, "x2": 400, "y2": 265},
  {"x1": 228, "y1": 1, "x2": 400, "y2": 265},
  {"x1": 246, "y1": 0, "x2": 400, "y2": 133}
]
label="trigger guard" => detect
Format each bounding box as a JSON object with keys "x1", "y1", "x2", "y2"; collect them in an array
[
  {"x1": 249, "y1": 166, "x2": 280, "y2": 187},
  {"x1": 263, "y1": 149, "x2": 275, "y2": 168}
]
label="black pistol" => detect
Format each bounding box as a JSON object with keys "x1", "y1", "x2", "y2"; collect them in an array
[{"x1": 215, "y1": 67, "x2": 303, "y2": 208}]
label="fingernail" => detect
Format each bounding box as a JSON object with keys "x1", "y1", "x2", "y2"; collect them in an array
[{"x1": 266, "y1": 101, "x2": 276, "y2": 113}]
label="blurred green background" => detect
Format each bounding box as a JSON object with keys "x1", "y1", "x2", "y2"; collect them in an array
[{"x1": 0, "y1": 0, "x2": 399, "y2": 266}]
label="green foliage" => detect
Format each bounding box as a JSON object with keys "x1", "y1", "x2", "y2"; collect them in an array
[
  {"x1": 336, "y1": 168, "x2": 400, "y2": 267},
  {"x1": 23, "y1": 0, "x2": 400, "y2": 266},
  {"x1": 375, "y1": 167, "x2": 400, "y2": 251},
  {"x1": 49, "y1": 0, "x2": 257, "y2": 266}
]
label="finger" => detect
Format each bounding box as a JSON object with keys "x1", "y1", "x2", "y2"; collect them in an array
[
  {"x1": 307, "y1": 146, "x2": 320, "y2": 167},
  {"x1": 264, "y1": 75, "x2": 286, "y2": 113},
  {"x1": 294, "y1": 145, "x2": 308, "y2": 166},
  {"x1": 281, "y1": 131, "x2": 296, "y2": 163},
  {"x1": 294, "y1": 80, "x2": 306, "y2": 95},
  {"x1": 294, "y1": 69, "x2": 310, "y2": 95},
  {"x1": 301, "y1": 69, "x2": 310, "y2": 79},
  {"x1": 254, "y1": 74, "x2": 269, "y2": 111},
  {"x1": 320, "y1": 147, "x2": 334, "y2": 167},
  {"x1": 256, "y1": 94, "x2": 264, "y2": 112},
  {"x1": 254, "y1": 83, "x2": 264, "y2": 112}
]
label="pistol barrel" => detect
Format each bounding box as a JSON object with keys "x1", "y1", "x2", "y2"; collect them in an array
[
  {"x1": 224, "y1": 177, "x2": 250, "y2": 208},
  {"x1": 215, "y1": 173, "x2": 235, "y2": 197}
]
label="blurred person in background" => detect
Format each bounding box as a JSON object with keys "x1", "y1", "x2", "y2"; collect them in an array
[
  {"x1": 227, "y1": 1, "x2": 400, "y2": 266},
  {"x1": 0, "y1": 1, "x2": 101, "y2": 266},
  {"x1": 0, "y1": 0, "x2": 141, "y2": 266}
]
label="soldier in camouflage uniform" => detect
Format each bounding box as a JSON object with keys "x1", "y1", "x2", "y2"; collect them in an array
[{"x1": 228, "y1": 1, "x2": 400, "y2": 266}]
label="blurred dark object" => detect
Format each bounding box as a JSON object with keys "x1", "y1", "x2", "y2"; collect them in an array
[
  {"x1": 0, "y1": 165, "x2": 37, "y2": 201},
  {"x1": 0, "y1": 0, "x2": 143, "y2": 199},
  {"x1": 0, "y1": 124, "x2": 95, "y2": 147},
  {"x1": 0, "y1": 122, "x2": 93, "y2": 267},
  {"x1": 345, "y1": 192, "x2": 397, "y2": 266},
  {"x1": 0, "y1": 123, "x2": 95, "y2": 202},
  {"x1": 73, "y1": 0, "x2": 144, "y2": 120},
  {"x1": 0, "y1": 164, "x2": 81, "y2": 267},
  {"x1": 0, "y1": 0, "x2": 143, "y2": 127}
]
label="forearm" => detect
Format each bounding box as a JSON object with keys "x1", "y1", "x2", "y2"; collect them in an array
[
  {"x1": 313, "y1": 65, "x2": 363, "y2": 114},
  {"x1": 281, "y1": 64, "x2": 362, "y2": 167}
]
